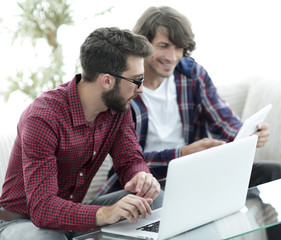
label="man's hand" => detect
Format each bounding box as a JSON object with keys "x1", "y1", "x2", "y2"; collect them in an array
[
  {"x1": 181, "y1": 138, "x2": 225, "y2": 156},
  {"x1": 124, "y1": 172, "x2": 160, "y2": 200},
  {"x1": 96, "y1": 194, "x2": 153, "y2": 226},
  {"x1": 253, "y1": 123, "x2": 269, "y2": 148}
]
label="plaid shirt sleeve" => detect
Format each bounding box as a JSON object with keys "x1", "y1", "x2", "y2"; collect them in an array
[
  {"x1": 109, "y1": 107, "x2": 150, "y2": 186},
  {"x1": 191, "y1": 60, "x2": 242, "y2": 141},
  {"x1": 95, "y1": 108, "x2": 151, "y2": 197}
]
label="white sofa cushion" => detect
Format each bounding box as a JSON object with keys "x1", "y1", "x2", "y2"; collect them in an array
[
  {"x1": 0, "y1": 132, "x2": 16, "y2": 195},
  {"x1": 82, "y1": 154, "x2": 112, "y2": 203}
]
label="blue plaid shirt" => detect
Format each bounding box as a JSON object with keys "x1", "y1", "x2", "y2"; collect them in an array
[{"x1": 96, "y1": 57, "x2": 242, "y2": 196}]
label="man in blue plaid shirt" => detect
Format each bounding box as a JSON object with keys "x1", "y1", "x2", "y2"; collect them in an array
[{"x1": 97, "y1": 6, "x2": 281, "y2": 196}]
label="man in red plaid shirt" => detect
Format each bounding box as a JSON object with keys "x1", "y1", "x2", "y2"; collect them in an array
[{"x1": 0, "y1": 27, "x2": 162, "y2": 239}]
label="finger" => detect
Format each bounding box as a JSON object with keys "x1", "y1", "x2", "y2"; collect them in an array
[
  {"x1": 135, "y1": 173, "x2": 146, "y2": 195},
  {"x1": 125, "y1": 174, "x2": 140, "y2": 193},
  {"x1": 133, "y1": 196, "x2": 153, "y2": 218},
  {"x1": 131, "y1": 206, "x2": 141, "y2": 223},
  {"x1": 109, "y1": 201, "x2": 135, "y2": 224},
  {"x1": 120, "y1": 207, "x2": 135, "y2": 223},
  {"x1": 257, "y1": 123, "x2": 263, "y2": 130},
  {"x1": 149, "y1": 188, "x2": 161, "y2": 200},
  {"x1": 254, "y1": 128, "x2": 269, "y2": 147},
  {"x1": 143, "y1": 179, "x2": 160, "y2": 199},
  {"x1": 257, "y1": 141, "x2": 267, "y2": 148},
  {"x1": 124, "y1": 195, "x2": 153, "y2": 220},
  {"x1": 254, "y1": 129, "x2": 269, "y2": 138},
  {"x1": 212, "y1": 139, "x2": 226, "y2": 145},
  {"x1": 136, "y1": 174, "x2": 152, "y2": 197},
  {"x1": 124, "y1": 181, "x2": 134, "y2": 192},
  {"x1": 141, "y1": 198, "x2": 153, "y2": 216},
  {"x1": 258, "y1": 130, "x2": 270, "y2": 138},
  {"x1": 129, "y1": 197, "x2": 151, "y2": 220},
  {"x1": 257, "y1": 136, "x2": 269, "y2": 147},
  {"x1": 257, "y1": 122, "x2": 269, "y2": 131},
  {"x1": 119, "y1": 197, "x2": 144, "y2": 222}
]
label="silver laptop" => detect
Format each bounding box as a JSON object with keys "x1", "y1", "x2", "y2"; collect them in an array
[{"x1": 102, "y1": 135, "x2": 258, "y2": 240}]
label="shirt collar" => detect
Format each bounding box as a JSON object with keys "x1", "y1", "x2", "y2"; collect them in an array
[{"x1": 68, "y1": 74, "x2": 89, "y2": 127}]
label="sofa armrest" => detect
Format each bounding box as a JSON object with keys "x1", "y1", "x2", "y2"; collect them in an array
[
  {"x1": 241, "y1": 79, "x2": 281, "y2": 161},
  {"x1": 0, "y1": 132, "x2": 16, "y2": 195}
]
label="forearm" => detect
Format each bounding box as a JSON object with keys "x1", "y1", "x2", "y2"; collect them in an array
[
  {"x1": 28, "y1": 192, "x2": 102, "y2": 232},
  {"x1": 111, "y1": 109, "x2": 151, "y2": 186},
  {"x1": 25, "y1": 175, "x2": 102, "y2": 231},
  {"x1": 143, "y1": 148, "x2": 180, "y2": 165}
]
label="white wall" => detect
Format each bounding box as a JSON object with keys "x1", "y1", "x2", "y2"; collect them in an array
[{"x1": 1, "y1": 0, "x2": 281, "y2": 132}]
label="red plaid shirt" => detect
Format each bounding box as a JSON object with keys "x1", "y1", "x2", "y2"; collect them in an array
[{"x1": 0, "y1": 74, "x2": 149, "y2": 232}]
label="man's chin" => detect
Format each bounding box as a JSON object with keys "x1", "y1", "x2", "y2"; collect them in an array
[
  {"x1": 157, "y1": 68, "x2": 174, "y2": 79},
  {"x1": 112, "y1": 102, "x2": 130, "y2": 113}
]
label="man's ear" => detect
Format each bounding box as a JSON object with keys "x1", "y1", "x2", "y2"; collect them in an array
[{"x1": 100, "y1": 73, "x2": 114, "y2": 89}]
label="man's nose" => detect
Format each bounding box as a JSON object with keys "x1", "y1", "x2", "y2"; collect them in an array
[
  {"x1": 165, "y1": 48, "x2": 178, "y2": 62},
  {"x1": 135, "y1": 83, "x2": 143, "y2": 94}
]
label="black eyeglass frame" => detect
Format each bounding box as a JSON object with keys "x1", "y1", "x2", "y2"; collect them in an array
[{"x1": 99, "y1": 72, "x2": 144, "y2": 89}]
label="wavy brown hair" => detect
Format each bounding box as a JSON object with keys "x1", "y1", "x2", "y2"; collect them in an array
[{"x1": 133, "y1": 6, "x2": 196, "y2": 57}]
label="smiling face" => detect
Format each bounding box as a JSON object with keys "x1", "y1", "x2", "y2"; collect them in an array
[
  {"x1": 102, "y1": 56, "x2": 144, "y2": 112},
  {"x1": 145, "y1": 27, "x2": 184, "y2": 81}
]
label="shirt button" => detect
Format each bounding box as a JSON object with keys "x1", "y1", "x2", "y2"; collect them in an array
[
  {"x1": 79, "y1": 172, "x2": 83, "y2": 177},
  {"x1": 70, "y1": 195, "x2": 73, "y2": 199},
  {"x1": 93, "y1": 151, "x2": 96, "y2": 155}
]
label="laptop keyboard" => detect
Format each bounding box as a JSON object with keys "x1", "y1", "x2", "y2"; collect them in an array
[{"x1": 136, "y1": 221, "x2": 160, "y2": 233}]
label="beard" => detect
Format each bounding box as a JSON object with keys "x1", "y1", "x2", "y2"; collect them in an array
[{"x1": 102, "y1": 81, "x2": 130, "y2": 113}]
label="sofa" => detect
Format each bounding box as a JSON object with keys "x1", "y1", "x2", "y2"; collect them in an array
[{"x1": 1, "y1": 78, "x2": 281, "y2": 200}]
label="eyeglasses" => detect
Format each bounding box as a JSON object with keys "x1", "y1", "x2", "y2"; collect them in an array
[{"x1": 100, "y1": 72, "x2": 144, "y2": 89}]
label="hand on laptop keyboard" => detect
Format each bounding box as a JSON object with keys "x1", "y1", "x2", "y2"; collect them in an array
[{"x1": 96, "y1": 194, "x2": 153, "y2": 226}]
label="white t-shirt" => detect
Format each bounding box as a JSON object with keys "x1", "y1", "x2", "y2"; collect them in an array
[{"x1": 141, "y1": 75, "x2": 186, "y2": 152}]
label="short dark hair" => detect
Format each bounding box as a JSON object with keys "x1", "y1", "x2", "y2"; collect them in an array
[
  {"x1": 80, "y1": 27, "x2": 153, "y2": 82},
  {"x1": 133, "y1": 6, "x2": 196, "y2": 57}
]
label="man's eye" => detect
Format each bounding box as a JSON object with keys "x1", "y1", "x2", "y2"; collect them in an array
[{"x1": 135, "y1": 76, "x2": 144, "y2": 81}]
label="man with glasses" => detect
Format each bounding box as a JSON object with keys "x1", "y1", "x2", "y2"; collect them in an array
[{"x1": 0, "y1": 27, "x2": 162, "y2": 240}]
